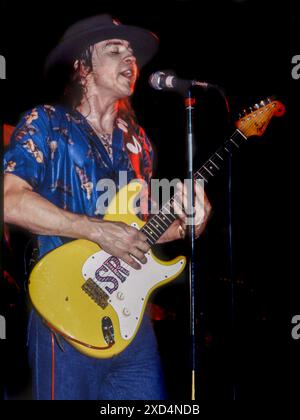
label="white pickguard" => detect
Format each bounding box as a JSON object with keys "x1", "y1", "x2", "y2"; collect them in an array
[{"x1": 82, "y1": 224, "x2": 185, "y2": 341}]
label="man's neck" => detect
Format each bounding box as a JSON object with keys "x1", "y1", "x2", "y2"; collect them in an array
[{"x1": 76, "y1": 93, "x2": 119, "y2": 135}]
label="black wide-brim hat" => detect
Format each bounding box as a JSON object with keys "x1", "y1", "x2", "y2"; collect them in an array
[{"x1": 45, "y1": 14, "x2": 159, "y2": 72}]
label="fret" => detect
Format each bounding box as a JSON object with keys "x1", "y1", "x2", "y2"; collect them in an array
[
  {"x1": 141, "y1": 205, "x2": 176, "y2": 245},
  {"x1": 202, "y1": 165, "x2": 214, "y2": 177},
  {"x1": 154, "y1": 205, "x2": 177, "y2": 224},
  {"x1": 232, "y1": 130, "x2": 248, "y2": 146},
  {"x1": 145, "y1": 235, "x2": 156, "y2": 246},
  {"x1": 223, "y1": 140, "x2": 232, "y2": 154},
  {"x1": 198, "y1": 153, "x2": 224, "y2": 180},
  {"x1": 235, "y1": 128, "x2": 247, "y2": 140},
  {"x1": 224, "y1": 133, "x2": 246, "y2": 154},
  {"x1": 141, "y1": 224, "x2": 155, "y2": 238},
  {"x1": 229, "y1": 137, "x2": 240, "y2": 148},
  {"x1": 160, "y1": 201, "x2": 172, "y2": 214},
  {"x1": 142, "y1": 224, "x2": 160, "y2": 241},
  {"x1": 155, "y1": 213, "x2": 169, "y2": 229},
  {"x1": 161, "y1": 203, "x2": 177, "y2": 222},
  {"x1": 210, "y1": 153, "x2": 224, "y2": 169},
  {"x1": 144, "y1": 233, "x2": 159, "y2": 247},
  {"x1": 140, "y1": 228, "x2": 156, "y2": 246},
  {"x1": 146, "y1": 225, "x2": 160, "y2": 240},
  {"x1": 160, "y1": 209, "x2": 176, "y2": 222},
  {"x1": 155, "y1": 211, "x2": 175, "y2": 229},
  {"x1": 196, "y1": 171, "x2": 208, "y2": 183},
  {"x1": 209, "y1": 159, "x2": 220, "y2": 170},
  {"x1": 205, "y1": 160, "x2": 219, "y2": 174},
  {"x1": 148, "y1": 219, "x2": 165, "y2": 236},
  {"x1": 162, "y1": 200, "x2": 172, "y2": 210},
  {"x1": 215, "y1": 151, "x2": 224, "y2": 161}
]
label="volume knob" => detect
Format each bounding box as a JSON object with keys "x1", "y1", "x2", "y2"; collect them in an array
[
  {"x1": 123, "y1": 308, "x2": 131, "y2": 317},
  {"x1": 117, "y1": 291, "x2": 125, "y2": 300}
]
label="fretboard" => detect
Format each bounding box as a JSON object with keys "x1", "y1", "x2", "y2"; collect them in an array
[{"x1": 141, "y1": 129, "x2": 247, "y2": 245}]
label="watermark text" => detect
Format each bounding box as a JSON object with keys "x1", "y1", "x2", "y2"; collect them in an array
[
  {"x1": 291, "y1": 55, "x2": 300, "y2": 80},
  {"x1": 0, "y1": 54, "x2": 6, "y2": 79},
  {"x1": 0, "y1": 315, "x2": 6, "y2": 339},
  {"x1": 291, "y1": 315, "x2": 300, "y2": 340}
]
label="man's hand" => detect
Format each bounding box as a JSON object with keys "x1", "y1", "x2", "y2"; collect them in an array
[
  {"x1": 88, "y1": 220, "x2": 150, "y2": 270},
  {"x1": 158, "y1": 181, "x2": 212, "y2": 243}
]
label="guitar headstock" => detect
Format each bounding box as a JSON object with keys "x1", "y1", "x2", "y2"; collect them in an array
[{"x1": 236, "y1": 97, "x2": 285, "y2": 138}]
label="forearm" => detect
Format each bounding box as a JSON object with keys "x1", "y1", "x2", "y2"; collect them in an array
[
  {"x1": 4, "y1": 187, "x2": 95, "y2": 240},
  {"x1": 4, "y1": 184, "x2": 152, "y2": 269}
]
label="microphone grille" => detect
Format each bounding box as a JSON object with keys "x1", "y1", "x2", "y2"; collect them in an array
[{"x1": 149, "y1": 71, "x2": 165, "y2": 90}]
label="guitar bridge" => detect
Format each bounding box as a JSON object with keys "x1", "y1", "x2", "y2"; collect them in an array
[{"x1": 82, "y1": 278, "x2": 109, "y2": 309}]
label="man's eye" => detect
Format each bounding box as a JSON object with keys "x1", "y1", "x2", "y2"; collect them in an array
[{"x1": 109, "y1": 47, "x2": 120, "y2": 54}]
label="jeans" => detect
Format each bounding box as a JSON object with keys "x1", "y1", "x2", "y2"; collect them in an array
[{"x1": 27, "y1": 310, "x2": 167, "y2": 400}]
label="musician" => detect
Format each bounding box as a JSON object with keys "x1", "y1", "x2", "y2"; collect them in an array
[{"x1": 4, "y1": 14, "x2": 211, "y2": 400}]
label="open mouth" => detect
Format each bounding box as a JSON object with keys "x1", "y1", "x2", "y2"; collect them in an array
[{"x1": 120, "y1": 69, "x2": 135, "y2": 81}]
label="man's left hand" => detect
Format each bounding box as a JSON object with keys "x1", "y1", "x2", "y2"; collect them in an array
[{"x1": 158, "y1": 180, "x2": 212, "y2": 243}]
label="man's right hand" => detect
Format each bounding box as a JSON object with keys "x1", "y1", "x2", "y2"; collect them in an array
[{"x1": 88, "y1": 220, "x2": 150, "y2": 270}]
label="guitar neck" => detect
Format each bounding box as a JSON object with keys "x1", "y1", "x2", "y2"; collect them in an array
[
  {"x1": 194, "y1": 129, "x2": 247, "y2": 183},
  {"x1": 141, "y1": 129, "x2": 247, "y2": 245}
]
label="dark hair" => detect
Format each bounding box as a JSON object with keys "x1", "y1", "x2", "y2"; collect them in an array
[{"x1": 63, "y1": 45, "x2": 94, "y2": 108}]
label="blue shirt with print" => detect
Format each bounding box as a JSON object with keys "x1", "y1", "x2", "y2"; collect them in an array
[{"x1": 4, "y1": 105, "x2": 153, "y2": 258}]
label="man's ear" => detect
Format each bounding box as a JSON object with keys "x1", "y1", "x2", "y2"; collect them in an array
[{"x1": 73, "y1": 60, "x2": 90, "y2": 78}]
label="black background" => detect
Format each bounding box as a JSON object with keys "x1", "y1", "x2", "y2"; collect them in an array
[{"x1": 1, "y1": 0, "x2": 300, "y2": 401}]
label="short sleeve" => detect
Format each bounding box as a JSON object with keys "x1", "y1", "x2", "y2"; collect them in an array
[{"x1": 3, "y1": 107, "x2": 50, "y2": 189}]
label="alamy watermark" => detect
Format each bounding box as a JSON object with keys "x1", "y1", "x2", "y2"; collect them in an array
[
  {"x1": 94, "y1": 171, "x2": 205, "y2": 225},
  {"x1": 291, "y1": 55, "x2": 300, "y2": 80},
  {"x1": 0, "y1": 54, "x2": 6, "y2": 79},
  {"x1": 0, "y1": 315, "x2": 6, "y2": 339},
  {"x1": 291, "y1": 315, "x2": 300, "y2": 340}
]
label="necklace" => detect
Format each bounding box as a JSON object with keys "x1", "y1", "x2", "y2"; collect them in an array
[
  {"x1": 88, "y1": 121, "x2": 113, "y2": 160},
  {"x1": 98, "y1": 132, "x2": 113, "y2": 160}
]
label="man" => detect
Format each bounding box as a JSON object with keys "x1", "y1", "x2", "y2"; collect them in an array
[{"x1": 4, "y1": 14, "x2": 211, "y2": 400}]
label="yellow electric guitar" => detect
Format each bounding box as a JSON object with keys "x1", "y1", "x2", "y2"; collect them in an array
[{"x1": 28, "y1": 97, "x2": 285, "y2": 358}]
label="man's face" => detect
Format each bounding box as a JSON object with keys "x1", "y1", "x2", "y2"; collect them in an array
[{"x1": 88, "y1": 39, "x2": 138, "y2": 99}]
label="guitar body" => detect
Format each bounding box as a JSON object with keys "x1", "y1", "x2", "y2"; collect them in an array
[{"x1": 29, "y1": 181, "x2": 186, "y2": 358}]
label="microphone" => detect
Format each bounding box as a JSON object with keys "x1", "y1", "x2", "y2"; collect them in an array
[{"x1": 149, "y1": 70, "x2": 215, "y2": 93}]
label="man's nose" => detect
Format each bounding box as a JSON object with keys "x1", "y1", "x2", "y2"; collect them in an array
[{"x1": 123, "y1": 54, "x2": 137, "y2": 65}]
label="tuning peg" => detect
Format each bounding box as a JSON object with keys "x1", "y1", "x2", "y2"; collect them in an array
[
  {"x1": 254, "y1": 103, "x2": 260, "y2": 110},
  {"x1": 259, "y1": 100, "x2": 266, "y2": 107}
]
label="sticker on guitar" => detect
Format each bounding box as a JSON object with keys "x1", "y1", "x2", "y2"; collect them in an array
[{"x1": 95, "y1": 256, "x2": 130, "y2": 295}]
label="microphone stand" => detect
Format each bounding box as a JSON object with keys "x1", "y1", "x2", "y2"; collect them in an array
[{"x1": 184, "y1": 90, "x2": 197, "y2": 400}]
